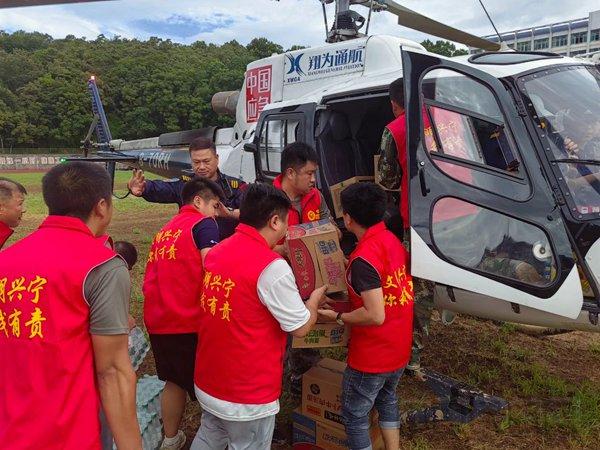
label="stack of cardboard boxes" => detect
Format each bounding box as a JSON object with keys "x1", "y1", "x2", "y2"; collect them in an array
[{"x1": 292, "y1": 358, "x2": 384, "y2": 450}]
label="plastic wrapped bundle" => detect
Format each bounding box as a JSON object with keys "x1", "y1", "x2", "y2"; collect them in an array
[
  {"x1": 137, "y1": 375, "x2": 165, "y2": 418},
  {"x1": 138, "y1": 409, "x2": 162, "y2": 450},
  {"x1": 128, "y1": 326, "x2": 150, "y2": 371}
]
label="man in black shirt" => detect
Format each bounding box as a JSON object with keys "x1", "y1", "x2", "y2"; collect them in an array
[{"x1": 128, "y1": 137, "x2": 245, "y2": 239}]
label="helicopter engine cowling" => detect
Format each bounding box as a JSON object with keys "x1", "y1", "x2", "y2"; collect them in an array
[{"x1": 212, "y1": 91, "x2": 240, "y2": 117}]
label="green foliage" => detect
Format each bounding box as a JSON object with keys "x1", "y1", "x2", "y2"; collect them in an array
[
  {"x1": 0, "y1": 31, "x2": 290, "y2": 149},
  {"x1": 420, "y1": 39, "x2": 469, "y2": 57}
]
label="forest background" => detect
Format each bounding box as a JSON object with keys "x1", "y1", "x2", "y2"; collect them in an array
[{"x1": 0, "y1": 31, "x2": 466, "y2": 150}]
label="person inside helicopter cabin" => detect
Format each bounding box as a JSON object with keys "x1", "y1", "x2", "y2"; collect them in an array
[
  {"x1": 377, "y1": 77, "x2": 434, "y2": 381},
  {"x1": 127, "y1": 136, "x2": 245, "y2": 239},
  {"x1": 0, "y1": 177, "x2": 27, "y2": 249}
]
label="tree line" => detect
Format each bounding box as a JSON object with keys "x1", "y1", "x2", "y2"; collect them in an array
[{"x1": 0, "y1": 30, "x2": 466, "y2": 149}]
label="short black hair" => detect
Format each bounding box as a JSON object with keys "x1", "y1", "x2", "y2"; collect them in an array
[
  {"x1": 389, "y1": 78, "x2": 404, "y2": 107},
  {"x1": 189, "y1": 137, "x2": 217, "y2": 154},
  {"x1": 341, "y1": 182, "x2": 387, "y2": 228},
  {"x1": 239, "y1": 183, "x2": 291, "y2": 229},
  {"x1": 181, "y1": 177, "x2": 224, "y2": 205},
  {"x1": 42, "y1": 162, "x2": 112, "y2": 221},
  {"x1": 0, "y1": 177, "x2": 27, "y2": 204},
  {"x1": 280, "y1": 142, "x2": 319, "y2": 172},
  {"x1": 114, "y1": 241, "x2": 138, "y2": 270}
]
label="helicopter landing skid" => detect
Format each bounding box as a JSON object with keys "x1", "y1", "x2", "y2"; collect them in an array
[{"x1": 401, "y1": 369, "x2": 508, "y2": 425}]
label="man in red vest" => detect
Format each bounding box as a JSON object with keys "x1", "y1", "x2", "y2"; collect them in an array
[
  {"x1": 377, "y1": 78, "x2": 434, "y2": 380},
  {"x1": 272, "y1": 142, "x2": 338, "y2": 390},
  {"x1": 0, "y1": 162, "x2": 141, "y2": 449},
  {"x1": 273, "y1": 142, "x2": 332, "y2": 237},
  {"x1": 319, "y1": 182, "x2": 413, "y2": 450},
  {"x1": 191, "y1": 183, "x2": 327, "y2": 450},
  {"x1": 143, "y1": 177, "x2": 223, "y2": 450},
  {"x1": 0, "y1": 177, "x2": 27, "y2": 249}
]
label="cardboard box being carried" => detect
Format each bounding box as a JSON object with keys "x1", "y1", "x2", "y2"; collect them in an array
[
  {"x1": 292, "y1": 322, "x2": 348, "y2": 349},
  {"x1": 329, "y1": 176, "x2": 375, "y2": 218},
  {"x1": 286, "y1": 219, "x2": 346, "y2": 299},
  {"x1": 292, "y1": 409, "x2": 384, "y2": 450}
]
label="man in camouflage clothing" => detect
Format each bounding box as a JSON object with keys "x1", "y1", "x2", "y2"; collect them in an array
[{"x1": 377, "y1": 78, "x2": 434, "y2": 380}]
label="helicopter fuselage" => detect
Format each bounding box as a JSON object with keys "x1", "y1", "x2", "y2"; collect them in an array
[{"x1": 98, "y1": 35, "x2": 600, "y2": 333}]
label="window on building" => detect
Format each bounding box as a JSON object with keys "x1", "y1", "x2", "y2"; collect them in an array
[
  {"x1": 552, "y1": 35, "x2": 568, "y2": 47},
  {"x1": 571, "y1": 31, "x2": 587, "y2": 45},
  {"x1": 591, "y1": 29, "x2": 600, "y2": 42},
  {"x1": 570, "y1": 49, "x2": 588, "y2": 56},
  {"x1": 534, "y1": 38, "x2": 549, "y2": 50},
  {"x1": 517, "y1": 41, "x2": 531, "y2": 51}
]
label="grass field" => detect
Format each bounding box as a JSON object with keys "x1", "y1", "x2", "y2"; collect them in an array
[{"x1": 5, "y1": 170, "x2": 600, "y2": 449}]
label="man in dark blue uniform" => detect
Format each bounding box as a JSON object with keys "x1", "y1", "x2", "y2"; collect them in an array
[{"x1": 128, "y1": 137, "x2": 246, "y2": 239}]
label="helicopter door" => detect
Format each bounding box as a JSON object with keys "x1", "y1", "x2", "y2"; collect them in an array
[{"x1": 401, "y1": 49, "x2": 583, "y2": 319}]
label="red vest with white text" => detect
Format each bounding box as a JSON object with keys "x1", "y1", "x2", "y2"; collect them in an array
[
  {"x1": 143, "y1": 205, "x2": 209, "y2": 334},
  {"x1": 346, "y1": 221, "x2": 414, "y2": 373},
  {"x1": 194, "y1": 224, "x2": 285, "y2": 404},
  {"x1": 273, "y1": 175, "x2": 322, "y2": 225},
  {"x1": 0, "y1": 216, "x2": 117, "y2": 450}
]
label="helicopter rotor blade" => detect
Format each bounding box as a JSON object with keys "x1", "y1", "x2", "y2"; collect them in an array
[
  {"x1": 0, "y1": 0, "x2": 109, "y2": 8},
  {"x1": 373, "y1": 0, "x2": 501, "y2": 51}
]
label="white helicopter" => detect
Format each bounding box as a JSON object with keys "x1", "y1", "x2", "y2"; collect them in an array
[
  {"x1": 21, "y1": 0, "x2": 600, "y2": 335},
  {"x1": 11, "y1": 0, "x2": 600, "y2": 423},
  {"x1": 134, "y1": 1, "x2": 600, "y2": 336}
]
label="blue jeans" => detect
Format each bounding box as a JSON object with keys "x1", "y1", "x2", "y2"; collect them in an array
[{"x1": 342, "y1": 366, "x2": 404, "y2": 450}]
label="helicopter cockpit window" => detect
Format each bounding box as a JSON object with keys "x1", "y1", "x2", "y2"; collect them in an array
[
  {"x1": 521, "y1": 65, "x2": 600, "y2": 218},
  {"x1": 259, "y1": 118, "x2": 301, "y2": 174},
  {"x1": 432, "y1": 197, "x2": 556, "y2": 287},
  {"x1": 420, "y1": 68, "x2": 527, "y2": 199}
]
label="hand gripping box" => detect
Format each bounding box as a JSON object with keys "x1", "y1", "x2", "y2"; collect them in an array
[
  {"x1": 292, "y1": 409, "x2": 383, "y2": 450},
  {"x1": 286, "y1": 219, "x2": 346, "y2": 299}
]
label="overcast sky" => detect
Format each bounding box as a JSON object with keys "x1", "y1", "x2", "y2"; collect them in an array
[{"x1": 1, "y1": 0, "x2": 598, "y2": 49}]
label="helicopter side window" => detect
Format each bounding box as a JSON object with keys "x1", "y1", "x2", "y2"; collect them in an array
[
  {"x1": 259, "y1": 117, "x2": 301, "y2": 174},
  {"x1": 432, "y1": 197, "x2": 556, "y2": 287},
  {"x1": 421, "y1": 69, "x2": 524, "y2": 193}
]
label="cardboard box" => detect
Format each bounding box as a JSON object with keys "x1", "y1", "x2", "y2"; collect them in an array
[
  {"x1": 292, "y1": 322, "x2": 348, "y2": 349},
  {"x1": 286, "y1": 220, "x2": 346, "y2": 299},
  {"x1": 374, "y1": 155, "x2": 400, "y2": 191},
  {"x1": 292, "y1": 409, "x2": 384, "y2": 450},
  {"x1": 302, "y1": 358, "x2": 347, "y2": 430},
  {"x1": 329, "y1": 176, "x2": 375, "y2": 218}
]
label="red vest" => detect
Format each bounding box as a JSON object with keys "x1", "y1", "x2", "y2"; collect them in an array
[
  {"x1": 346, "y1": 222, "x2": 414, "y2": 373},
  {"x1": 0, "y1": 221, "x2": 13, "y2": 249},
  {"x1": 0, "y1": 216, "x2": 117, "y2": 449},
  {"x1": 387, "y1": 114, "x2": 409, "y2": 229},
  {"x1": 194, "y1": 224, "x2": 285, "y2": 404},
  {"x1": 143, "y1": 205, "x2": 209, "y2": 334},
  {"x1": 273, "y1": 175, "x2": 322, "y2": 225}
]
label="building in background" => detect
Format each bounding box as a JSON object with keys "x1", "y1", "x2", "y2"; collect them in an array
[{"x1": 471, "y1": 9, "x2": 600, "y2": 57}]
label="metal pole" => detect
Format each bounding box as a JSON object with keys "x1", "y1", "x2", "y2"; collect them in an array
[
  {"x1": 365, "y1": 0, "x2": 374, "y2": 35},
  {"x1": 478, "y1": 0, "x2": 503, "y2": 43}
]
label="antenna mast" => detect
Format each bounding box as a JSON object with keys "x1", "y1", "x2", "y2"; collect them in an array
[{"x1": 478, "y1": 0, "x2": 503, "y2": 44}]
